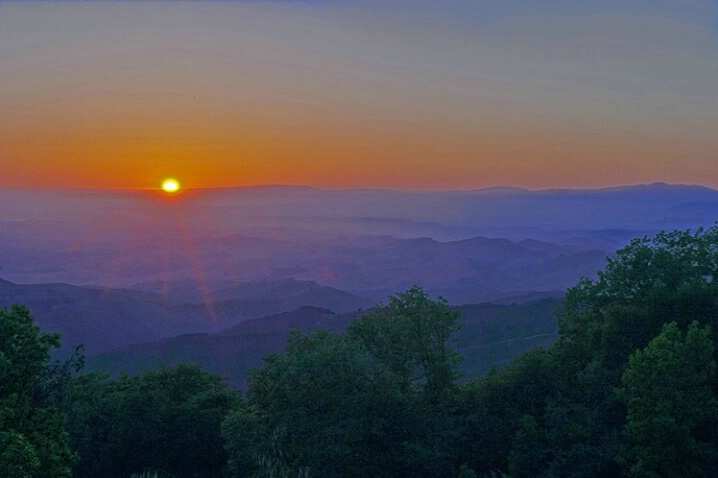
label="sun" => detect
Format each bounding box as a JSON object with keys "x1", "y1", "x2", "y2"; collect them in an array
[{"x1": 161, "y1": 178, "x2": 181, "y2": 194}]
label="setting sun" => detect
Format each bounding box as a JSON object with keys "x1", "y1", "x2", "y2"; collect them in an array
[{"x1": 162, "y1": 178, "x2": 180, "y2": 193}]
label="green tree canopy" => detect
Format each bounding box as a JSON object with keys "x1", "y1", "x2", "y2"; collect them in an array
[
  {"x1": 499, "y1": 226, "x2": 718, "y2": 478},
  {"x1": 223, "y1": 286, "x2": 464, "y2": 478},
  {"x1": 557, "y1": 226, "x2": 718, "y2": 372},
  {"x1": 346, "y1": 286, "x2": 463, "y2": 402},
  {"x1": 0, "y1": 305, "x2": 76, "y2": 478},
  {"x1": 458, "y1": 349, "x2": 557, "y2": 475},
  {"x1": 67, "y1": 364, "x2": 240, "y2": 478},
  {"x1": 618, "y1": 321, "x2": 718, "y2": 478}
]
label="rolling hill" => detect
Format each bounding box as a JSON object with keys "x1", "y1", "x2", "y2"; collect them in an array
[
  {"x1": 0, "y1": 278, "x2": 371, "y2": 354},
  {"x1": 85, "y1": 299, "x2": 563, "y2": 389}
]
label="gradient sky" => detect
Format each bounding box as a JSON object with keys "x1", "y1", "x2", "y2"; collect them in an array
[{"x1": 1, "y1": 0, "x2": 716, "y2": 190}]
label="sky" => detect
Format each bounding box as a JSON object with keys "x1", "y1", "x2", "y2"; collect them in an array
[{"x1": 1, "y1": 0, "x2": 716, "y2": 191}]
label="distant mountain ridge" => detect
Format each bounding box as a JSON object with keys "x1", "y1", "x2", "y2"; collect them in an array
[
  {"x1": 85, "y1": 299, "x2": 563, "y2": 389},
  {"x1": 0, "y1": 183, "x2": 718, "y2": 384},
  {"x1": 1, "y1": 182, "x2": 715, "y2": 363},
  {"x1": 0, "y1": 278, "x2": 371, "y2": 354},
  {"x1": 182, "y1": 181, "x2": 715, "y2": 195}
]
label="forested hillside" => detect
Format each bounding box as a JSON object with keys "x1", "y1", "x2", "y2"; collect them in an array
[{"x1": 1, "y1": 226, "x2": 717, "y2": 477}]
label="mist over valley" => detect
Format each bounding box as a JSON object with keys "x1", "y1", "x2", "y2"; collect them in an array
[{"x1": 1, "y1": 183, "x2": 716, "y2": 380}]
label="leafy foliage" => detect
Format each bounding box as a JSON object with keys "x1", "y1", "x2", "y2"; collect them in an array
[
  {"x1": 557, "y1": 227, "x2": 718, "y2": 370},
  {"x1": 223, "y1": 286, "x2": 464, "y2": 477},
  {"x1": 618, "y1": 322, "x2": 718, "y2": 477},
  {"x1": 66, "y1": 364, "x2": 240, "y2": 478},
  {"x1": 346, "y1": 286, "x2": 463, "y2": 401},
  {"x1": 550, "y1": 228, "x2": 716, "y2": 476},
  {"x1": 457, "y1": 349, "x2": 557, "y2": 474},
  {"x1": 0, "y1": 305, "x2": 76, "y2": 477}
]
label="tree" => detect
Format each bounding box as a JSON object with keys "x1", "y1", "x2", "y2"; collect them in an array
[
  {"x1": 618, "y1": 322, "x2": 718, "y2": 477},
  {"x1": 505, "y1": 226, "x2": 718, "y2": 477},
  {"x1": 457, "y1": 350, "x2": 557, "y2": 476},
  {"x1": 0, "y1": 305, "x2": 76, "y2": 477},
  {"x1": 224, "y1": 329, "x2": 395, "y2": 477},
  {"x1": 557, "y1": 226, "x2": 718, "y2": 372},
  {"x1": 223, "y1": 286, "x2": 465, "y2": 478},
  {"x1": 66, "y1": 364, "x2": 240, "y2": 478},
  {"x1": 346, "y1": 286, "x2": 462, "y2": 403}
]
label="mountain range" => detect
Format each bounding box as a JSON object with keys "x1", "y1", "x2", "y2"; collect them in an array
[
  {"x1": 0, "y1": 278, "x2": 370, "y2": 354},
  {"x1": 1, "y1": 183, "x2": 715, "y2": 383},
  {"x1": 85, "y1": 299, "x2": 562, "y2": 389}
]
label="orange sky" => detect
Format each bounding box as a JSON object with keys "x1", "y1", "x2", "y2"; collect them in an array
[{"x1": 1, "y1": 1, "x2": 717, "y2": 190}]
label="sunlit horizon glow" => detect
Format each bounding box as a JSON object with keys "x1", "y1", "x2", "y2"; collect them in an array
[
  {"x1": 162, "y1": 179, "x2": 181, "y2": 194},
  {"x1": 1, "y1": 1, "x2": 716, "y2": 191}
]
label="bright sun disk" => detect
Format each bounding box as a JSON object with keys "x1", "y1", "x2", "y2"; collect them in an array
[{"x1": 162, "y1": 178, "x2": 180, "y2": 193}]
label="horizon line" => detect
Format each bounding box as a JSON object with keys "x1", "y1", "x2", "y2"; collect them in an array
[{"x1": 1, "y1": 181, "x2": 717, "y2": 194}]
